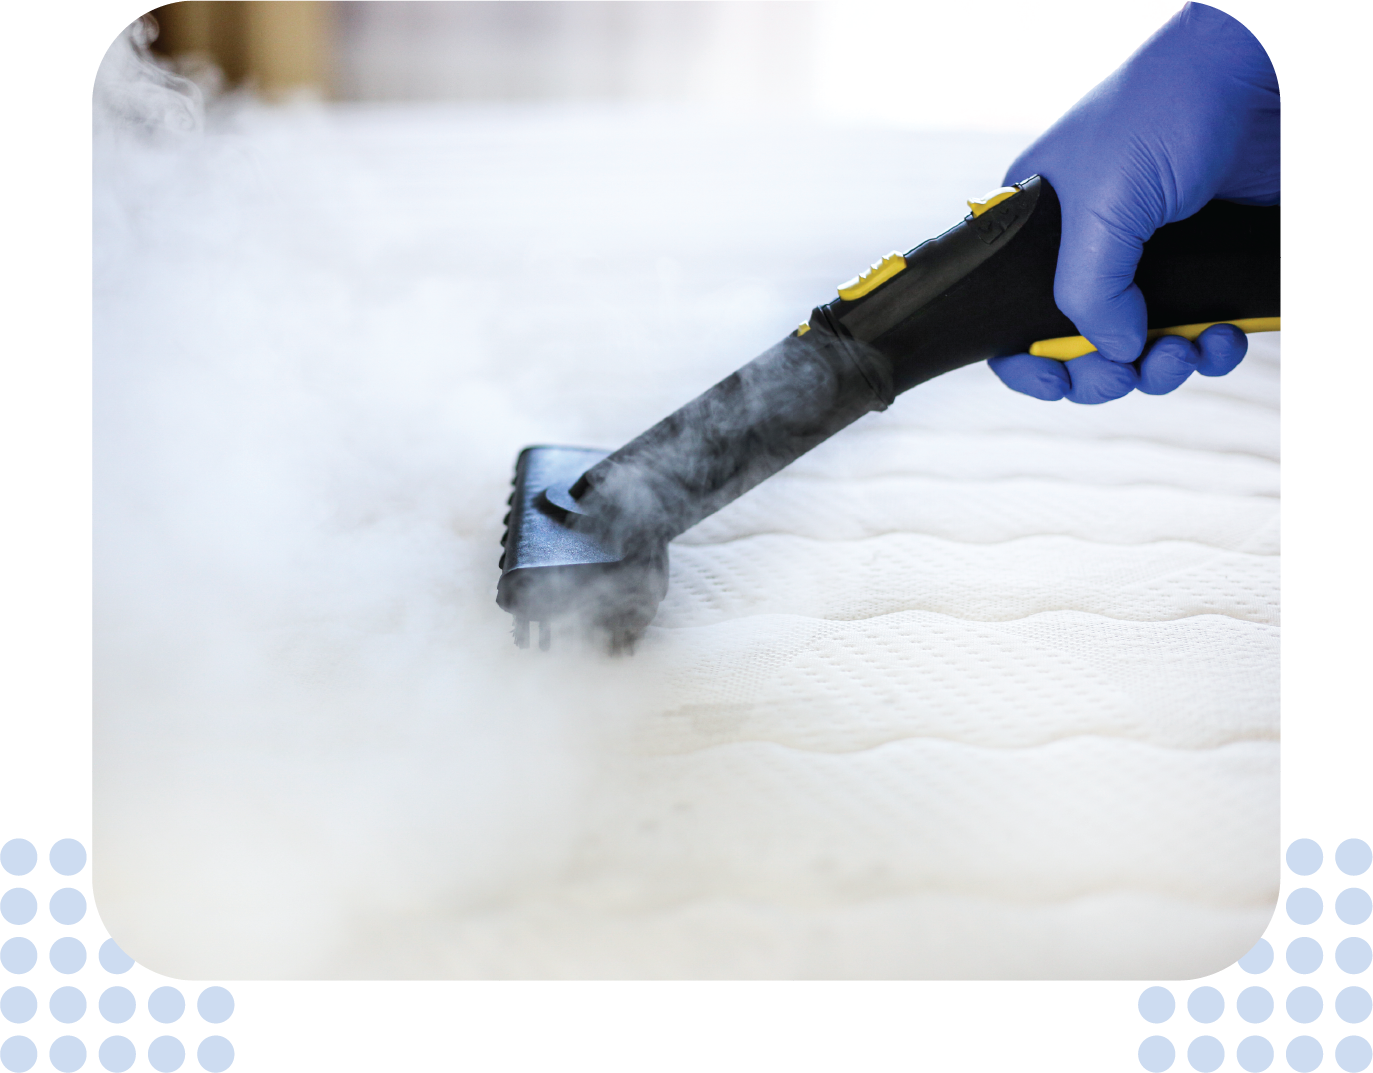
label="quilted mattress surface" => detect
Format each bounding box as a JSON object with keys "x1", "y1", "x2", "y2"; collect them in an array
[{"x1": 94, "y1": 87, "x2": 1278, "y2": 978}]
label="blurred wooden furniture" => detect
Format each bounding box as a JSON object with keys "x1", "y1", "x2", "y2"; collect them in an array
[{"x1": 149, "y1": 1, "x2": 332, "y2": 98}]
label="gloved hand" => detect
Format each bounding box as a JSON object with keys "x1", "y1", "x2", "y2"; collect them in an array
[{"x1": 988, "y1": 2, "x2": 1279, "y2": 404}]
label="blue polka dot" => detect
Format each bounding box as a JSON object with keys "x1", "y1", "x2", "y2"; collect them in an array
[
  {"x1": 148, "y1": 1035, "x2": 185, "y2": 1073},
  {"x1": 99, "y1": 1035, "x2": 135, "y2": 1072},
  {"x1": 98, "y1": 987, "x2": 134, "y2": 1024},
  {"x1": 1288, "y1": 1036, "x2": 1324, "y2": 1073},
  {"x1": 1187, "y1": 1035, "x2": 1223, "y2": 1071},
  {"x1": 1240, "y1": 938, "x2": 1275, "y2": 973},
  {"x1": 149, "y1": 987, "x2": 185, "y2": 1024},
  {"x1": 49, "y1": 1036, "x2": 85, "y2": 1073},
  {"x1": 1339, "y1": 988, "x2": 1373, "y2": 1024},
  {"x1": 49, "y1": 987, "x2": 86, "y2": 1024},
  {"x1": 1188, "y1": 987, "x2": 1224, "y2": 1023},
  {"x1": 1140, "y1": 986, "x2": 1175, "y2": 1023},
  {"x1": 1289, "y1": 840, "x2": 1324, "y2": 876},
  {"x1": 1339, "y1": 841, "x2": 1373, "y2": 877},
  {"x1": 1338, "y1": 1037, "x2": 1372, "y2": 1073},
  {"x1": 1288, "y1": 986, "x2": 1324, "y2": 1023},
  {"x1": 0, "y1": 989, "x2": 35, "y2": 1025},
  {"x1": 0, "y1": 940, "x2": 35, "y2": 975},
  {"x1": 1289, "y1": 888, "x2": 1324, "y2": 925},
  {"x1": 1140, "y1": 1036, "x2": 1175, "y2": 1072},
  {"x1": 196, "y1": 1036, "x2": 233, "y2": 1072},
  {"x1": 1340, "y1": 938, "x2": 1373, "y2": 974},
  {"x1": 1239, "y1": 986, "x2": 1274, "y2": 1023},
  {"x1": 48, "y1": 841, "x2": 85, "y2": 877},
  {"x1": 1288, "y1": 937, "x2": 1324, "y2": 974},
  {"x1": 1341, "y1": 890, "x2": 1373, "y2": 927},
  {"x1": 1237, "y1": 1035, "x2": 1274, "y2": 1072},
  {"x1": 0, "y1": 892, "x2": 34, "y2": 928},
  {"x1": 196, "y1": 987, "x2": 233, "y2": 1024},
  {"x1": 48, "y1": 889, "x2": 85, "y2": 926},
  {"x1": 98, "y1": 941, "x2": 133, "y2": 975},
  {"x1": 49, "y1": 937, "x2": 86, "y2": 975},
  {"x1": 0, "y1": 1035, "x2": 36, "y2": 1072},
  {"x1": 0, "y1": 843, "x2": 35, "y2": 878}
]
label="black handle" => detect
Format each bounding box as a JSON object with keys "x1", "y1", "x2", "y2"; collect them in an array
[
  {"x1": 570, "y1": 176, "x2": 1279, "y2": 547},
  {"x1": 824, "y1": 174, "x2": 1279, "y2": 392}
]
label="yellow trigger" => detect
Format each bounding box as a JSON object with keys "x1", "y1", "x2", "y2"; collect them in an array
[
  {"x1": 967, "y1": 186, "x2": 1019, "y2": 217},
  {"x1": 1029, "y1": 317, "x2": 1282, "y2": 360},
  {"x1": 838, "y1": 252, "x2": 906, "y2": 301}
]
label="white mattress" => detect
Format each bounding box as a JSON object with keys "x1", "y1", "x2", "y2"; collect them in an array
[{"x1": 94, "y1": 71, "x2": 1278, "y2": 978}]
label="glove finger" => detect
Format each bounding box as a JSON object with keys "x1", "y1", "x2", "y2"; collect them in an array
[
  {"x1": 1063, "y1": 350, "x2": 1139, "y2": 404},
  {"x1": 1194, "y1": 322, "x2": 1248, "y2": 376},
  {"x1": 1137, "y1": 334, "x2": 1201, "y2": 395},
  {"x1": 988, "y1": 353, "x2": 1070, "y2": 400},
  {"x1": 1052, "y1": 211, "x2": 1151, "y2": 364}
]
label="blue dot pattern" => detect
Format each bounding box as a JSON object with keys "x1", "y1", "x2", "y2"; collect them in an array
[
  {"x1": 97, "y1": 940, "x2": 133, "y2": 975},
  {"x1": 0, "y1": 1034, "x2": 37, "y2": 1072},
  {"x1": 1187, "y1": 987, "x2": 1223, "y2": 1023},
  {"x1": 1339, "y1": 988, "x2": 1373, "y2": 1023},
  {"x1": 48, "y1": 888, "x2": 85, "y2": 926},
  {"x1": 197, "y1": 987, "x2": 234, "y2": 1024},
  {"x1": 1237, "y1": 1035, "x2": 1274, "y2": 1072},
  {"x1": 47, "y1": 841, "x2": 85, "y2": 877},
  {"x1": 1237, "y1": 986, "x2": 1273, "y2": 1023},
  {"x1": 1136, "y1": 839, "x2": 1373, "y2": 1071},
  {"x1": 197, "y1": 1036, "x2": 234, "y2": 1073},
  {"x1": 0, "y1": 939, "x2": 36, "y2": 975},
  {"x1": 148, "y1": 986, "x2": 185, "y2": 1024},
  {"x1": 1339, "y1": 841, "x2": 1373, "y2": 876},
  {"x1": 1289, "y1": 839, "x2": 1325, "y2": 876},
  {"x1": 1288, "y1": 887, "x2": 1324, "y2": 925},
  {"x1": 1139, "y1": 1035, "x2": 1175, "y2": 1072},
  {"x1": 48, "y1": 986, "x2": 85, "y2": 1024},
  {"x1": 1289, "y1": 1035, "x2": 1324, "y2": 1073},
  {"x1": 1238, "y1": 938, "x2": 1274, "y2": 974},
  {"x1": 1188, "y1": 1035, "x2": 1224, "y2": 1071},
  {"x1": 1338, "y1": 1035, "x2": 1373, "y2": 1072},
  {"x1": 0, "y1": 892, "x2": 34, "y2": 928},
  {"x1": 99, "y1": 1034, "x2": 135, "y2": 1072},
  {"x1": 48, "y1": 1035, "x2": 84, "y2": 1073},
  {"x1": 0, "y1": 838, "x2": 236, "y2": 1072},
  {"x1": 0, "y1": 989, "x2": 35, "y2": 1024},
  {"x1": 1288, "y1": 986, "x2": 1324, "y2": 1023},
  {"x1": 48, "y1": 937, "x2": 86, "y2": 975},
  {"x1": 1339, "y1": 938, "x2": 1373, "y2": 974},
  {"x1": 148, "y1": 1035, "x2": 185, "y2": 1073},
  {"x1": 0, "y1": 842, "x2": 35, "y2": 877},
  {"x1": 1288, "y1": 937, "x2": 1324, "y2": 974},
  {"x1": 98, "y1": 987, "x2": 135, "y2": 1024},
  {"x1": 1139, "y1": 986, "x2": 1175, "y2": 1024},
  {"x1": 1340, "y1": 889, "x2": 1373, "y2": 926}
]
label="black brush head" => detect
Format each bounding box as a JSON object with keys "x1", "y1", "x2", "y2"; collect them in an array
[{"x1": 496, "y1": 445, "x2": 668, "y2": 652}]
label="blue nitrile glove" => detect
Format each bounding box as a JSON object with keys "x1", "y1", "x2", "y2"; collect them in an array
[{"x1": 988, "y1": 2, "x2": 1279, "y2": 404}]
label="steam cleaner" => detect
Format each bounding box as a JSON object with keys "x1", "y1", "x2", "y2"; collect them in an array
[{"x1": 495, "y1": 176, "x2": 1279, "y2": 651}]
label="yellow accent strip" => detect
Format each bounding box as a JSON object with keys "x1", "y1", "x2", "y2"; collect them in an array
[
  {"x1": 837, "y1": 252, "x2": 906, "y2": 302},
  {"x1": 967, "y1": 186, "x2": 1019, "y2": 217},
  {"x1": 1029, "y1": 317, "x2": 1282, "y2": 360},
  {"x1": 795, "y1": 321, "x2": 811, "y2": 337}
]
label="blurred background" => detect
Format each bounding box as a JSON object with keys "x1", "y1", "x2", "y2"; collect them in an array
[{"x1": 145, "y1": 0, "x2": 1185, "y2": 131}]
